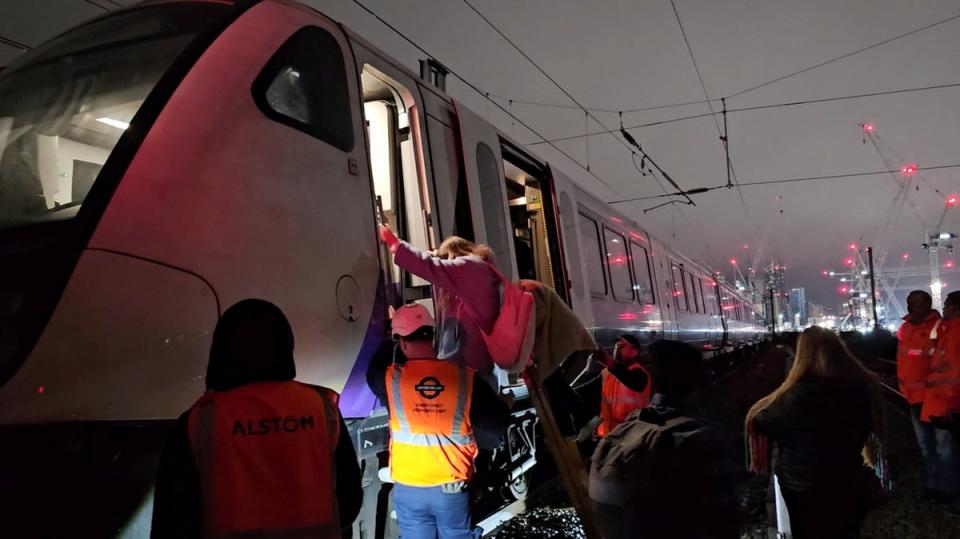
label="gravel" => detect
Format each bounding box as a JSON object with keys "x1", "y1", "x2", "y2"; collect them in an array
[{"x1": 491, "y1": 507, "x2": 585, "y2": 539}]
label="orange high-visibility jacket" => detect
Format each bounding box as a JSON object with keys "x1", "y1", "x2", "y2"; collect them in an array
[
  {"x1": 897, "y1": 311, "x2": 941, "y2": 405},
  {"x1": 385, "y1": 359, "x2": 478, "y2": 486},
  {"x1": 187, "y1": 381, "x2": 342, "y2": 538},
  {"x1": 922, "y1": 318, "x2": 960, "y2": 421},
  {"x1": 597, "y1": 363, "x2": 652, "y2": 437}
]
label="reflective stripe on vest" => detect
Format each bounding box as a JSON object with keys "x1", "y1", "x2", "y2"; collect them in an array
[
  {"x1": 597, "y1": 363, "x2": 651, "y2": 437},
  {"x1": 897, "y1": 313, "x2": 941, "y2": 405},
  {"x1": 386, "y1": 359, "x2": 478, "y2": 486},
  {"x1": 188, "y1": 381, "x2": 341, "y2": 538},
  {"x1": 921, "y1": 319, "x2": 960, "y2": 421}
]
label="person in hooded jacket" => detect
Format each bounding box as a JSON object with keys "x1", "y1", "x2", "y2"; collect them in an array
[{"x1": 151, "y1": 299, "x2": 362, "y2": 539}]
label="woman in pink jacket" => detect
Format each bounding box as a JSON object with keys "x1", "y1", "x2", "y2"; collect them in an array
[{"x1": 379, "y1": 226, "x2": 501, "y2": 375}]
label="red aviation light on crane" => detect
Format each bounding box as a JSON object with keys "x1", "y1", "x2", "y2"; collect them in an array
[
  {"x1": 729, "y1": 258, "x2": 737, "y2": 265},
  {"x1": 862, "y1": 123, "x2": 875, "y2": 133},
  {"x1": 900, "y1": 163, "x2": 918, "y2": 176},
  {"x1": 947, "y1": 194, "x2": 959, "y2": 207},
  {"x1": 839, "y1": 286, "x2": 849, "y2": 294},
  {"x1": 902, "y1": 253, "x2": 910, "y2": 260},
  {"x1": 848, "y1": 242, "x2": 857, "y2": 250},
  {"x1": 844, "y1": 257, "x2": 855, "y2": 266},
  {"x1": 946, "y1": 260, "x2": 955, "y2": 269},
  {"x1": 822, "y1": 270, "x2": 829, "y2": 276}
]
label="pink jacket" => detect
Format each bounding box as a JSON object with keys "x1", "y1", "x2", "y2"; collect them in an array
[{"x1": 394, "y1": 242, "x2": 501, "y2": 373}]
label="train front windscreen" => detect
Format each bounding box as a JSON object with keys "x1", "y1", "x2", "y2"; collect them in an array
[{"x1": 0, "y1": 3, "x2": 238, "y2": 387}]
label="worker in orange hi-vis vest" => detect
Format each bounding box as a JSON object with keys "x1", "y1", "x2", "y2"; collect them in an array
[
  {"x1": 920, "y1": 291, "x2": 960, "y2": 503},
  {"x1": 896, "y1": 290, "x2": 945, "y2": 502},
  {"x1": 366, "y1": 303, "x2": 509, "y2": 539},
  {"x1": 151, "y1": 299, "x2": 362, "y2": 539},
  {"x1": 570, "y1": 334, "x2": 651, "y2": 440},
  {"x1": 597, "y1": 335, "x2": 651, "y2": 437}
]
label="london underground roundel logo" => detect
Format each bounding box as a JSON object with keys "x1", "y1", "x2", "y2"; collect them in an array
[{"x1": 415, "y1": 377, "x2": 445, "y2": 400}]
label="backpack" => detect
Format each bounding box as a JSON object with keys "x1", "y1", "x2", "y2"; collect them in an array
[
  {"x1": 479, "y1": 264, "x2": 536, "y2": 373},
  {"x1": 588, "y1": 412, "x2": 698, "y2": 506}
]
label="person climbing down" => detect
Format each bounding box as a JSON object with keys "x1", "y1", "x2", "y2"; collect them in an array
[{"x1": 379, "y1": 226, "x2": 502, "y2": 377}]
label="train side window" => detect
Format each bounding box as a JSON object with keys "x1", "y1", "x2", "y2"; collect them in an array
[
  {"x1": 253, "y1": 26, "x2": 353, "y2": 152},
  {"x1": 602, "y1": 227, "x2": 633, "y2": 302},
  {"x1": 687, "y1": 272, "x2": 701, "y2": 313},
  {"x1": 701, "y1": 276, "x2": 716, "y2": 315},
  {"x1": 671, "y1": 263, "x2": 687, "y2": 311},
  {"x1": 477, "y1": 142, "x2": 511, "y2": 267},
  {"x1": 629, "y1": 242, "x2": 655, "y2": 304},
  {"x1": 578, "y1": 213, "x2": 607, "y2": 297}
]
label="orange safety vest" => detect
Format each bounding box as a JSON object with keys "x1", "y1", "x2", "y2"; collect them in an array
[
  {"x1": 385, "y1": 359, "x2": 478, "y2": 486},
  {"x1": 922, "y1": 319, "x2": 960, "y2": 421},
  {"x1": 187, "y1": 381, "x2": 342, "y2": 538},
  {"x1": 597, "y1": 362, "x2": 651, "y2": 437},
  {"x1": 897, "y1": 311, "x2": 941, "y2": 405}
]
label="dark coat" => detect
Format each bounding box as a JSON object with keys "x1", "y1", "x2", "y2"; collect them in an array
[{"x1": 752, "y1": 376, "x2": 872, "y2": 493}]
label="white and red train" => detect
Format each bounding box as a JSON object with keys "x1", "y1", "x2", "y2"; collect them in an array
[{"x1": 0, "y1": 1, "x2": 763, "y2": 536}]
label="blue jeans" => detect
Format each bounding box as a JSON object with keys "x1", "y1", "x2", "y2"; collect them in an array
[
  {"x1": 910, "y1": 404, "x2": 959, "y2": 494},
  {"x1": 393, "y1": 483, "x2": 474, "y2": 539}
]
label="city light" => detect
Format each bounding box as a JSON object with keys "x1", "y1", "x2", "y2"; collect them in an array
[
  {"x1": 947, "y1": 194, "x2": 959, "y2": 207},
  {"x1": 900, "y1": 163, "x2": 918, "y2": 176},
  {"x1": 839, "y1": 286, "x2": 849, "y2": 294},
  {"x1": 902, "y1": 253, "x2": 910, "y2": 260},
  {"x1": 821, "y1": 269, "x2": 829, "y2": 276},
  {"x1": 946, "y1": 260, "x2": 955, "y2": 269}
]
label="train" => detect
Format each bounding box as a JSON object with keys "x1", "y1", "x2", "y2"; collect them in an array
[{"x1": 0, "y1": 0, "x2": 765, "y2": 536}]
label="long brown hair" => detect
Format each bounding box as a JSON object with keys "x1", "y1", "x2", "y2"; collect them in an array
[{"x1": 746, "y1": 327, "x2": 886, "y2": 478}]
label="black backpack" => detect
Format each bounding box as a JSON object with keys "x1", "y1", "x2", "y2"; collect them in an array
[{"x1": 588, "y1": 410, "x2": 699, "y2": 506}]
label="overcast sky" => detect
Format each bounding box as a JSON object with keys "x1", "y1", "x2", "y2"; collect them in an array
[{"x1": 2, "y1": 0, "x2": 958, "y2": 310}]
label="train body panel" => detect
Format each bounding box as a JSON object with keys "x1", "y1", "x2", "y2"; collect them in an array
[{"x1": 0, "y1": 0, "x2": 766, "y2": 535}]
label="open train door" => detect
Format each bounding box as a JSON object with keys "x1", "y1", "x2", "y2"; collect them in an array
[
  {"x1": 451, "y1": 100, "x2": 518, "y2": 279},
  {"x1": 453, "y1": 100, "x2": 602, "y2": 539}
]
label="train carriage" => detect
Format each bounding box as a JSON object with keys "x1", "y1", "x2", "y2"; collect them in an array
[{"x1": 0, "y1": 1, "x2": 764, "y2": 536}]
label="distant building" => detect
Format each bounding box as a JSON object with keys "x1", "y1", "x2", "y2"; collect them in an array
[
  {"x1": 790, "y1": 287, "x2": 808, "y2": 327},
  {"x1": 763, "y1": 261, "x2": 789, "y2": 329}
]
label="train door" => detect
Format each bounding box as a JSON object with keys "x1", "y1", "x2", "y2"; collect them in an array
[
  {"x1": 452, "y1": 100, "x2": 517, "y2": 278},
  {"x1": 356, "y1": 58, "x2": 438, "y2": 311},
  {"x1": 501, "y1": 143, "x2": 567, "y2": 296}
]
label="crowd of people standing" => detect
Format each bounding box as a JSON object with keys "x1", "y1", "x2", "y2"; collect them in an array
[{"x1": 147, "y1": 224, "x2": 960, "y2": 538}]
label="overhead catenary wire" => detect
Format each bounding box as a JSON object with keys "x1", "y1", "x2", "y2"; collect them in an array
[
  {"x1": 0, "y1": 34, "x2": 31, "y2": 51},
  {"x1": 459, "y1": 0, "x2": 690, "y2": 203},
  {"x1": 83, "y1": 0, "x2": 112, "y2": 11},
  {"x1": 459, "y1": 0, "x2": 712, "y2": 252},
  {"x1": 606, "y1": 163, "x2": 960, "y2": 204},
  {"x1": 348, "y1": 0, "x2": 621, "y2": 195},
  {"x1": 726, "y1": 11, "x2": 960, "y2": 99},
  {"x1": 530, "y1": 81, "x2": 960, "y2": 145},
  {"x1": 668, "y1": 0, "x2": 748, "y2": 214}
]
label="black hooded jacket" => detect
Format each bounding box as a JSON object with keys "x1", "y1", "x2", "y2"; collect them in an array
[{"x1": 151, "y1": 299, "x2": 363, "y2": 538}]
